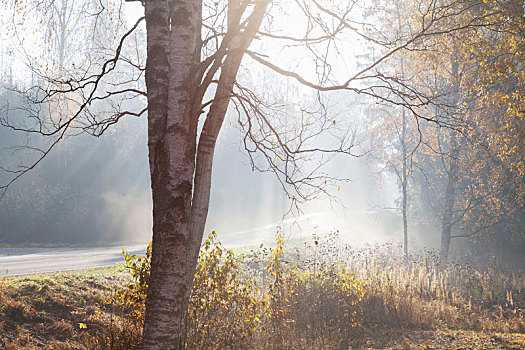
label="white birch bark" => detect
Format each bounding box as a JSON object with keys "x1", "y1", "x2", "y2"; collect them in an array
[
  {"x1": 142, "y1": 0, "x2": 269, "y2": 348},
  {"x1": 142, "y1": 0, "x2": 200, "y2": 348}
]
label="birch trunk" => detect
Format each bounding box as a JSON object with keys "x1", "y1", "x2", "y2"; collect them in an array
[
  {"x1": 185, "y1": 0, "x2": 271, "y2": 313},
  {"x1": 396, "y1": 4, "x2": 409, "y2": 261},
  {"x1": 401, "y1": 107, "x2": 408, "y2": 260},
  {"x1": 142, "y1": 0, "x2": 201, "y2": 348},
  {"x1": 439, "y1": 52, "x2": 460, "y2": 266},
  {"x1": 439, "y1": 131, "x2": 459, "y2": 265},
  {"x1": 141, "y1": 0, "x2": 269, "y2": 348}
]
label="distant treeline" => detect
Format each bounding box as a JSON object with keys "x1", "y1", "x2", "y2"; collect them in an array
[{"x1": 0, "y1": 90, "x2": 150, "y2": 245}]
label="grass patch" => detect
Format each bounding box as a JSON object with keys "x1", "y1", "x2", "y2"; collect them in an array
[
  {"x1": 1, "y1": 233, "x2": 524, "y2": 349},
  {"x1": 0, "y1": 265, "x2": 132, "y2": 349}
]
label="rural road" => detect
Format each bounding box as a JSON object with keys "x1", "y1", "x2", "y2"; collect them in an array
[
  {"x1": 0, "y1": 211, "x2": 368, "y2": 277},
  {"x1": 0, "y1": 245, "x2": 147, "y2": 277},
  {"x1": 0, "y1": 213, "x2": 326, "y2": 277}
]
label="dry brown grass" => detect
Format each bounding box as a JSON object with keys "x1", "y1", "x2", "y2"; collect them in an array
[
  {"x1": 0, "y1": 265, "x2": 139, "y2": 349},
  {"x1": 1, "y1": 234, "x2": 524, "y2": 349}
]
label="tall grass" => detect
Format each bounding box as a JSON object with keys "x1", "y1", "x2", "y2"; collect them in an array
[
  {"x1": 100, "y1": 231, "x2": 525, "y2": 348},
  {"x1": 1, "y1": 231, "x2": 524, "y2": 349}
]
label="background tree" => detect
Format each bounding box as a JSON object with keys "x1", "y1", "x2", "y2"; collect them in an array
[
  {"x1": 361, "y1": 0, "x2": 425, "y2": 260},
  {"x1": 395, "y1": 0, "x2": 525, "y2": 264}
]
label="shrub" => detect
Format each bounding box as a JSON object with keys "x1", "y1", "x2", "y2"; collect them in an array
[
  {"x1": 119, "y1": 231, "x2": 263, "y2": 349},
  {"x1": 106, "y1": 231, "x2": 525, "y2": 348},
  {"x1": 182, "y1": 231, "x2": 262, "y2": 349},
  {"x1": 119, "y1": 241, "x2": 151, "y2": 322}
]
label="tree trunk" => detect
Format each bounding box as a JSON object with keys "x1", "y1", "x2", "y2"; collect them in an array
[
  {"x1": 439, "y1": 135, "x2": 458, "y2": 265},
  {"x1": 141, "y1": 0, "x2": 201, "y2": 348},
  {"x1": 439, "y1": 48, "x2": 461, "y2": 266},
  {"x1": 401, "y1": 107, "x2": 408, "y2": 260},
  {"x1": 186, "y1": 0, "x2": 270, "y2": 300},
  {"x1": 141, "y1": 0, "x2": 270, "y2": 348},
  {"x1": 396, "y1": 4, "x2": 409, "y2": 261}
]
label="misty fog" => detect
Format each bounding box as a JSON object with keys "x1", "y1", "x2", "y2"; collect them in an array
[{"x1": 0, "y1": 0, "x2": 523, "y2": 271}]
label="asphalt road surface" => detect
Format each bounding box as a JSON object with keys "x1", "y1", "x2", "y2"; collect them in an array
[
  {"x1": 0, "y1": 245, "x2": 147, "y2": 277},
  {"x1": 0, "y1": 211, "x2": 368, "y2": 277},
  {"x1": 0, "y1": 213, "x2": 322, "y2": 277}
]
